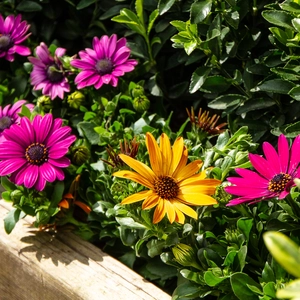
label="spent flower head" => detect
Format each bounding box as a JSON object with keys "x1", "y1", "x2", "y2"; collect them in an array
[
  {"x1": 71, "y1": 34, "x2": 138, "y2": 89},
  {"x1": 0, "y1": 14, "x2": 31, "y2": 61},
  {"x1": 225, "y1": 134, "x2": 300, "y2": 206},
  {"x1": 28, "y1": 43, "x2": 70, "y2": 100},
  {"x1": 113, "y1": 132, "x2": 220, "y2": 224}
]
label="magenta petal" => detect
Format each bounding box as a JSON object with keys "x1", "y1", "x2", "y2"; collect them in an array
[
  {"x1": 34, "y1": 171, "x2": 47, "y2": 191},
  {"x1": 262, "y1": 141, "x2": 281, "y2": 174},
  {"x1": 249, "y1": 153, "x2": 276, "y2": 179},
  {"x1": 0, "y1": 158, "x2": 26, "y2": 176},
  {"x1": 277, "y1": 134, "x2": 289, "y2": 173},
  {"x1": 48, "y1": 157, "x2": 70, "y2": 168},
  {"x1": 289, "y1": 135, "x2": 300, "y2": 174},
  {"x1": 24, "y1": 164, "x2": 38, "y2": 188},
  {"x1": 40, "y1": 163, "x2": 57, "y2": 182}
]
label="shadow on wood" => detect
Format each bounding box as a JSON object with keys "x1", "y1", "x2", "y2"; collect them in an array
[{"x1": 0, "y1": 200, "x2": 171, "y2": 300}]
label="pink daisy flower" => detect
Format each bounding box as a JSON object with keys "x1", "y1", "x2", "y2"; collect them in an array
[
  {"x1": 28, "y1": 43, "x2": 70, "y2": 100},
  {"x1": 0, "y1": 14, "x2": 31, "y2": 61},
  {"x1": 0, "y1": 114, "x2": 76, "y2": 191},
  {"x1": 225, "y1": 134, "x2": 300, "y2": 206},
  {"x1": 71, "y1": 34, "x2": 138, "y2": 89},
  {"x1": 0, "y1": 100, "x2": 34, "y2": 140}
]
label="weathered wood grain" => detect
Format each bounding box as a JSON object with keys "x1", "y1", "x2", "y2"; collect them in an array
[{"x1": 0, "y1": 201, "x2": 171, "y2": 300}]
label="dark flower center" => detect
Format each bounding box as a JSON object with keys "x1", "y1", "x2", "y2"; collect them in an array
[
  {"x1": 0, "y1": 34, "x2": 12, "y2": 51},
  {"x1": 0, "y1": 116, "x2": 13, "y2": 132},
  {"x1": 154, "y1": 176, "x2": 179, "y2": 200},
  {"x1": 95, "y1": 59, "x2": 113, "y2": 75},
  {"x1": 25, "y1": 143, "x2": 48, "y2": 165},
  {"x1": 47, "y1": 65, "x2": 64, "y2": 83},
  {"x1": 268, "y1": 173, "x2": 292, "y2": 193}
]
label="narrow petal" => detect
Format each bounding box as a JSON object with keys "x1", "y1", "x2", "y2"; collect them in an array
[
  {"x1": 174, "y1": 207, "x2": 185, "y2": 224},
  {"x1": 118, "y1": 154, "x2": 156, "y2": 183},
  {"x1": 179, "y1": 184, "x2": 218, "y2": 196},
  {"x1": 176, "y1": 193, "x2": 218, "y2": 206},
  {"x1": 170, "y1": 137, "x2": 185, "y2": 175},
  {"x1": 142, "y1": 194, "x2": 160, "y2": 210},
  {"x1": 249, "y1": 153, "x2": 276, "y2": 179},
  {"x1": 24, "y1": 164, "x2": 38, "y2": 188},
  {"x1": 179, "y1": 176, "x2": 220, "y2": 187},
  {"x1": 278, "y1": 134, "x2": 289, "y2": 173},
  {"x1": 175, "y1": 160, "x2": 203, "y2": 182},
  {"x1": 172, "y1": 200, "x2": 198, "y2": 220},
  {"x1": 164, "y1": 200, "x2": 176, "y2": 223},
  {"x1": 146, "y1": 132, "x2": 163, "y2": 176},
  {"x1": 113, "y1": 170, "x2": 154, "y2": 189},
  {"x1": 263, "y1": 141, "x2": 281, "y2": 174},
  {"x1": 39, "y1": 163, "x2": 57, "y2": 182},
  {"x1": 121, "y1": 190, "x2": 151, "y2": 205},
  {"x1": 0, "y1": 158, "x2": 26, "y2": 176},
  {"x1": 289, "y1": 135, "x2": 300, "y2": 174},
  {"x1": 159, "y1": 133, "x2": 172, "y2": 175},
  {"x1": 153, "y1": 199, "x2": 166, "y2": 224}
]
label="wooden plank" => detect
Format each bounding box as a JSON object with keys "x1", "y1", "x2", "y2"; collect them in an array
[{"x1": 0, "y1": 201, "x2": 171, "y2": 300}]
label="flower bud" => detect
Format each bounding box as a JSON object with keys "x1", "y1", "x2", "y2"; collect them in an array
[
  {"x1": 71, "y1": 146, "x2": 90, "y2": 165},
  {"x1": 215, "y1": 184, "x2": 233, "y2": 205},
  {"x1": 224, "y1": 227, "x2": 243, "y2": 245},
  {"x1": 37, "y1": 95, "x2": 53, "y2": 111},
  {"x1": 67, "y1": 91, "x2": 85, "y2": 109},
  {"x1": 133, "y1": 95, "x2": 150, "y2": 112},
  {"x1": 131, "y1": 85, "x2": 145, "y2": 98},
  {"x1": 10, "y1": 190, "x2": 23, "y2": 203},
  {"x1": 172, "y1": 243, "x2": 202, "y2": 269}
]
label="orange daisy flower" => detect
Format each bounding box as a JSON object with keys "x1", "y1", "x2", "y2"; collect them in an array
[{"x1": 113, "y1": 132, "x2": 221, "y2": 224}]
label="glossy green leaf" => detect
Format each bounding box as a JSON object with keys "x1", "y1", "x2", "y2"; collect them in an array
[
  {"x1": 190, "y1": 0, "x2": 213, "y2": 24},
  {"x1": 4, "y1": 208, "x2": 22, "y2": 234},
  {"x1": 16, "y1": 0, "x2": 42, "y2": 11},
  {"x1": 252, "y1": 79, "x2": 295, "y2": 94},
  {"x1": 135, "y1": 0, "x2": 144, "y2": 25},
  {"x1": 189, "y1": 66, "x2": 211, "y2": 93},
  {"x1": 147, "y1": 9, "x2": 159, "y2": 34},
  {"x1": 289, "y1": 86, "x2": 300, "y2": 100},
  {"x1": 262, "y1": 10, "x2": 294, "y2": 30},
  {"x1": 208, "y1": 94, "x2": 245, "y2": 110},
  {"x1": 158, "y1": 0, "x2": 176, "y2": 15},
  {"x1": 280, "y1": 0, "x2": 300, "y2": 14},
  {"x1": 76, "y1": 0, "x2": 96, "y2": 9}
]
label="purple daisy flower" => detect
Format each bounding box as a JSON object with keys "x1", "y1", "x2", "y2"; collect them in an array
[
  {"x1": 225, "y1": 134, "x2": 300, "y2": 206},
  {"x1": 28, "y1": 43, "x2": 70, "y2": 100},
  {"x1": 0, "y1": 100, "x2": 34, "y2": 140},
  {"x1": 0, "y1": 14, "x2": 31, "y2": 61},
  {"x1": 0, "y1": 113, "x2": 76, "y2": 191},
  {"x1": 71, "y1": 34, "x2": 138, "y2": 89}
]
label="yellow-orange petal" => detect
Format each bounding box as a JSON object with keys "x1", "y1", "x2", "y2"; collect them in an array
[
  {"x1": 153, "y1": 198, "x2": 166, "y2": 224},
  {"x1": 179, "y1": 184, "x2": 218, "y2": 195},
  {"x1": 58, "y1": 199, "x2": 69, "y2": 209},
  {"x1": 146, "y1": 132, "x2": 163, "y2": 176},
  {"x1": 118, "y1": 154, "x2": 156, "y2": 182},
  {"x1": 74, "y1": 201, "x2": 92, "y2": 214},
  {"x1": 174, "y1": 207, "x2": 185, "y2": 224},
  {"x1": 142, "y1": 194, "x2": 160, "y2": 210},
  {"x1": 113, "y1": 170, "x2": 154, "y2": 189},
  {"x1": 176, "y1": 193, "x2": 218, "y2": 206},
  {"x1": 170, "y1": 137, "x2": 184, "y2": 174},
  {"x1": 172, "y1": 200, "x2": 198, "y2": 219},
  {"x1": 172, "y1": 146, "x2": 188, "y2": 176},
  {"x1": 121, "y1": 190, "x2": 151, "y2": 205},
  {"x1": 175, "y1": 160, "x2": 203, "y2": 182},
  {"x1": 165, "y1": 200, "x2": 176, "y2": 224},
  {"x1": 179, "y1": 177, "x2": 221, "y2": 187},
  {"x1": 160, "y1": 133, "x2": 172, "y2": 175}
]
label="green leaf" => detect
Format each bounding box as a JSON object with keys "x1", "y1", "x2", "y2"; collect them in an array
[
  {"x1": 280, "y1": 0, "x2": 300, "y2": 14},
  {"x1": 237, "y1": 218, "x2": 253, "y2": 242},
  {"x1": 116, "y1": 217, "x2": 146, "y2": 229},
  {"x1": 4, "y1": 208, "x2": 22, "y2": 234},
  {"x1": 289, "y1": 86, "x2": 300, "y2": 100},
  {"x1": 76, "y1": 0, "x2": 97, "y2": 9},
  {"x1": 135, "y1": 0, "x2": 144, "y2": 25},
  {"x1": 292, "y1": 18, "x2": 300, "y2": 32},
  {"x1": 262, "y1": 11, "x2": 294, "y2": 30},
  {"x1": 264, "y1": 231, "x2": 300, "y2": 278},
  {"x1": 1, "y1": 177, "x2": 16, "y2": 191},
  {"x1": 236, "y1": 97, "x2": 275, "y2": 114},
  {"x1": 252, "y1": 79, "x2": 295, "y2": 94},
  {"x1": 189, "y1": 66, "x2": 211, "y2": 93},
  {"x1": 170, "y1": 20, "x2": 186, "y2": 31},
  {"x1": 201, "y1": 75, "x2": 231, "y2": 93},
  {"x1": 77, "y1": 121, "x2": 100, "y2": 145},
  {"x1": 50, "y1": 181, "x2": 65, "y2": 208},
  {"x1": 147, "y1": 9, "x2": 159, "y2": 34},
  {"x1": 173, "y1": 282, "x2": 202, "y2": 298},
  {"x1": 204, "y1": 270, "x2": 228, "y2": 286},
  {"x1": 16, "y1": 0, "x2": 42, "y2": 11},
  {"x1": 158, "y1": 0, "x2": 176, "y2": 15},
  {"x1": 230, "y1": 272, "x2": 261, "y2": 300},
  {"x1": 181, "y1": 269, "x2": 203, "y2": 284},
  {"x1": 99, "y1": 5, "x2": 127, "y2": 20},
  {"x1": 190, "y1": 0, "x2": 213, "y2": 24},
  {"x1": 269, "y1": 27, "x2": 293, "y2": 45},
  {"x1": 208, "y1": 94, "x2": 245, "y2": 110},
  {"x1": 146, "y1": 239, "x2": 166, "y2": 257}
]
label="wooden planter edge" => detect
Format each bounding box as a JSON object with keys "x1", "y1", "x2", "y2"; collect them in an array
[{"x1": 0, "y1": 201, "x2": 171, "y2": 300}]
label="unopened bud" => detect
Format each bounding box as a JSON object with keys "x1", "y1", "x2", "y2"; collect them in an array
[
  {"x1": 133, "y1": 95, "x2": 150, "y2": 112},
  {"x1": 71, "y1": 145, "x2": 90, "y2": 165},
  {"x1": 37, "y1": 95, "x2": 53, "y2": 111},
  {"x1": 67, "y1": 91, "x2": 85, "y2": 109}
]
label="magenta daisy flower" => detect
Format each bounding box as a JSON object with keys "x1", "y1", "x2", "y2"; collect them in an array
[
  {"x1": 225, "y1": 134, "x2": 300, "y2": 206},
  {"x1": 0, "y1": 14, "x2": 31, "y2": 61},
  {"x1": 70, "y1": 34, "x2": 138, "y2": 89},
  {"x1": 28, "y1": 43, "x2": 70, "y2": 100},
  {"x1": 0, "y1": 100, "x2": 34, "y2": 140},
  {"x1": 0, "y1": 114, "x2": 76, "y2": 191}
]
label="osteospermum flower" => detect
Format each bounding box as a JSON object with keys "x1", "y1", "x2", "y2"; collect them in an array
[
  {"x1": 28, "y1": 43, "x2": 70, "y2": 100},
  {"x1": 113, "y1": 132, "x2": 220, "y2": 224},
  {"x1": 0, "y1": 114, "x2": 76, "y2": 191},
  {"x1": 225, "y1": 134, "x2": 300, "y2": 206},
  {"x1": 0, "y1": 100, "x2": 34, "y2": 139},
  {"x1": 71, "y1": 34, "x2": 138, "y2": 89},
  {"x1": 0, "y1": 14, "x2": 31, "y2": 61}
]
